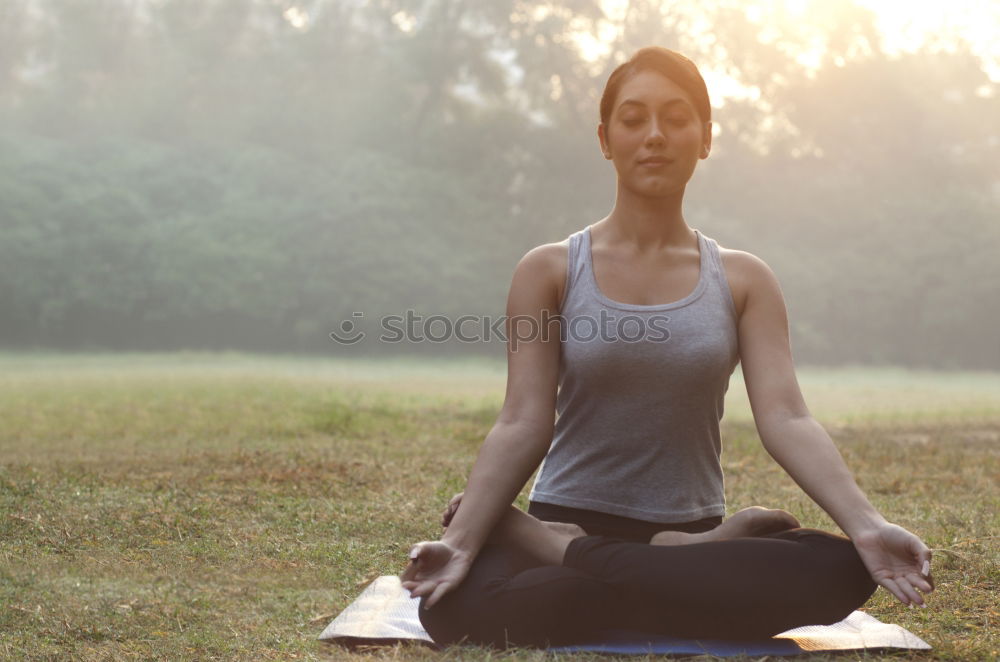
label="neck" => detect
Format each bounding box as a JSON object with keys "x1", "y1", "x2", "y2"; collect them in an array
[{"x1": 600, "y1": 184, "x2": 692, "y2": 250}]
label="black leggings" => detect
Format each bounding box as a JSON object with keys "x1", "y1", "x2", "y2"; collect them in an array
[{"x1": 418, "y1": 503, "x2": 877, "y2": 648}]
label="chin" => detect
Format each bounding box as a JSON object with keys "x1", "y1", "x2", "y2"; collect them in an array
[{"x1": 627, "y1": 180, "x2": 686, "y2": 199}]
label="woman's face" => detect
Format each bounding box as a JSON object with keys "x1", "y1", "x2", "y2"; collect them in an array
[{"x1": 598, "y1": 69, "x2": 712, "y2": 199}]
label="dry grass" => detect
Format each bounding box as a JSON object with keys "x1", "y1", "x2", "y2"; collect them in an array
[{"x1": 1, "y1": 353, "x2": 997, "y2": 661}]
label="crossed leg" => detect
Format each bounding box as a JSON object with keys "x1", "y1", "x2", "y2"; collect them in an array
[
  {"x1": 563, "y1": 529, "x2": 876, "y2": 639},
  {"x1": 420, "y1": 506, "x2": 875, "y2": 647},
  {"x1": 488, "y1": 503, "x2": 802, "y2": 561}
]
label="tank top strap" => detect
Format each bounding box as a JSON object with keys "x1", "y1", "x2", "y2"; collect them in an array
[
  {"x1": 698, "y1": 232, "x2": 738, "y2": 322},
  {"x1": 559, "y1": 228, "x2": 591, "y2": 312}
]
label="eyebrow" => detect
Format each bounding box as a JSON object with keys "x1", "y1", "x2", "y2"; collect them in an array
[{"x1": 617, "y1": 98, "x2": 693, "y2": 111}]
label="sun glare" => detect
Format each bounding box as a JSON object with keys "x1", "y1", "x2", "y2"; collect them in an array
[
  {"x1": 572, "y1": 0, "x2": 1000, "y2": 92},
  {"x1": 858, "y1": 0, "x2": 999, "y2": 79},
  {"x1": 282, "y1": 6, "x2": 309, "y2": 30},
  {"x1": 857, "y1": 0, "x2": 994, "y2": 50}
]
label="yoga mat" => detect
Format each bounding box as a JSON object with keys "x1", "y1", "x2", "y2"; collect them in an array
[{"x1": 319, "y1": 576, "x2": 931, "y2": 655}]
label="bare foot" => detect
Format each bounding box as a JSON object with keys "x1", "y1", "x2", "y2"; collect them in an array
[
  {"x1": 721, "y1": 506, "x2": 801, "y2": 537},
  {"x1": 650, "y1": 507, "x2": 800, "y2": 546},
  {"x1": 542, "y1": 521, "x2": 587, "y2": 538}
]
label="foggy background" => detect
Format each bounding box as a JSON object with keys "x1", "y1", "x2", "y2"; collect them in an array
[{"x1": 1, "y1": 0, "x2": 998, "y2": 368}]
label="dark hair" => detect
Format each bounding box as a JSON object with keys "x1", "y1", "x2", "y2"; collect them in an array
[{"x1": 600, "y1": 47, "x2": 711, "y2": 127}]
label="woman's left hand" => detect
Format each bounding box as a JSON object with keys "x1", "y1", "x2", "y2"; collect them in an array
[{"x1": 852, "y1": 523, "x2": 934, "y2": 606}]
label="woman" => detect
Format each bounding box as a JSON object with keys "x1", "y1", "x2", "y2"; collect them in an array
[{"x1": 401, "y1": 46, "x2": 933, "y2": 648}]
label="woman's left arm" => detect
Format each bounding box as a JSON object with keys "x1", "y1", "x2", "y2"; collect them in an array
[{"x1": 730, "y1": 251, "x2": 934, "y2": 606}]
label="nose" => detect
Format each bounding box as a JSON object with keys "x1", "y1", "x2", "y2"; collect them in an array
[{"x1": 644, "y1": 119, "x2": 667, "y2": 146}]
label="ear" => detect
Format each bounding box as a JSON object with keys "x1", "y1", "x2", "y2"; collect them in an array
[
  {"x1": 597, "y1": 123, "x2": 612, "y2": 159},
  {"x1": 700, "y1": 121, "x2": 713, "y2": 159}
]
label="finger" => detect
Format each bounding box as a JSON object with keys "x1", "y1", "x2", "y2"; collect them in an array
[
  {"x1": 404, "y1": 574, "x2": 438, "y2": 599},
  {"x1": 401, "y1": 545, "x2": 424, "y2": 581},
  {"x1": 909, "y1": 541, "x2": 934, "y2": 596},
  {"x1": 424, "y1": 581, "x2": 453, "y2": 609},
  {"x1": 910, "y1": 538, "x2": 931, "y2": 565},
  {"x1": 920, "y1": 551, "x2": 932, "y2": 581},
  {"x1": 879, "y1": 577, "x2": 909, "y2": 606},
  {"x1": 906, "y1": 571, "x2": 933, "y2": 595},
  {"x1": 894, "y1": 576, "x2": 926, "y2": 607}
]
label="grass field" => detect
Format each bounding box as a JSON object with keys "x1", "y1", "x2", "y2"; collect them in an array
[{"x1": 1, "y1": 353, "x2": 997, "y2": 661}]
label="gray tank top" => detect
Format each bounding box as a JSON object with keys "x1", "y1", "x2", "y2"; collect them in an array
[{"x1": 529, "y1": 225, "x2": 740, "y2": 523}]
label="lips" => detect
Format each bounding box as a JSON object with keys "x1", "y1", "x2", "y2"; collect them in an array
[{"x1": 638, "y1": 156, "x2": 673, "y2": 166}]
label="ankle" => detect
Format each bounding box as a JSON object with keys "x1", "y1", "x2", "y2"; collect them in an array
[{"x1": 650, "y1": 530, "x2": 701, "y2": 546}]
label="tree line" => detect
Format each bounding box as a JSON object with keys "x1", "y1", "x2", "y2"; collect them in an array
[{"x1": 0, "y1": 0, "x2": 997, "y2": 367}]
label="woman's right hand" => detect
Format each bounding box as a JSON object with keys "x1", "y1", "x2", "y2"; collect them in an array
[{"x1": 400, "y1": 540, "x2": 473, "y2": 608}]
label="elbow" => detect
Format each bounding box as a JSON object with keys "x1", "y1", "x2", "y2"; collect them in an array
[
  {"x1": 489, "y1": 411, "x2": 554, "y2": 448},
  {"x1": 495, "y1": 401, "x2": 555, "y2": 434},
  {"x1": 491, "y1": 416, "x2": 553, "y2": 445},
  {"x1": 756, "y1": 410, "x2": 815, "y2": 451}
]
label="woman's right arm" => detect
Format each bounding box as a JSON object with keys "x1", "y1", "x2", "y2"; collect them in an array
[{"x1": 401, "y1": 243, "x2": 565, "y2": 606}]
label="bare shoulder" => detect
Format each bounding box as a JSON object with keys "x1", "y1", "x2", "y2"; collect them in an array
[
  {"x1": 511, "y1": 238, "x2": 570, "y2": 310},
  {"x1": 717, "y1": 246, "x2": 782, "y2": 318}
]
